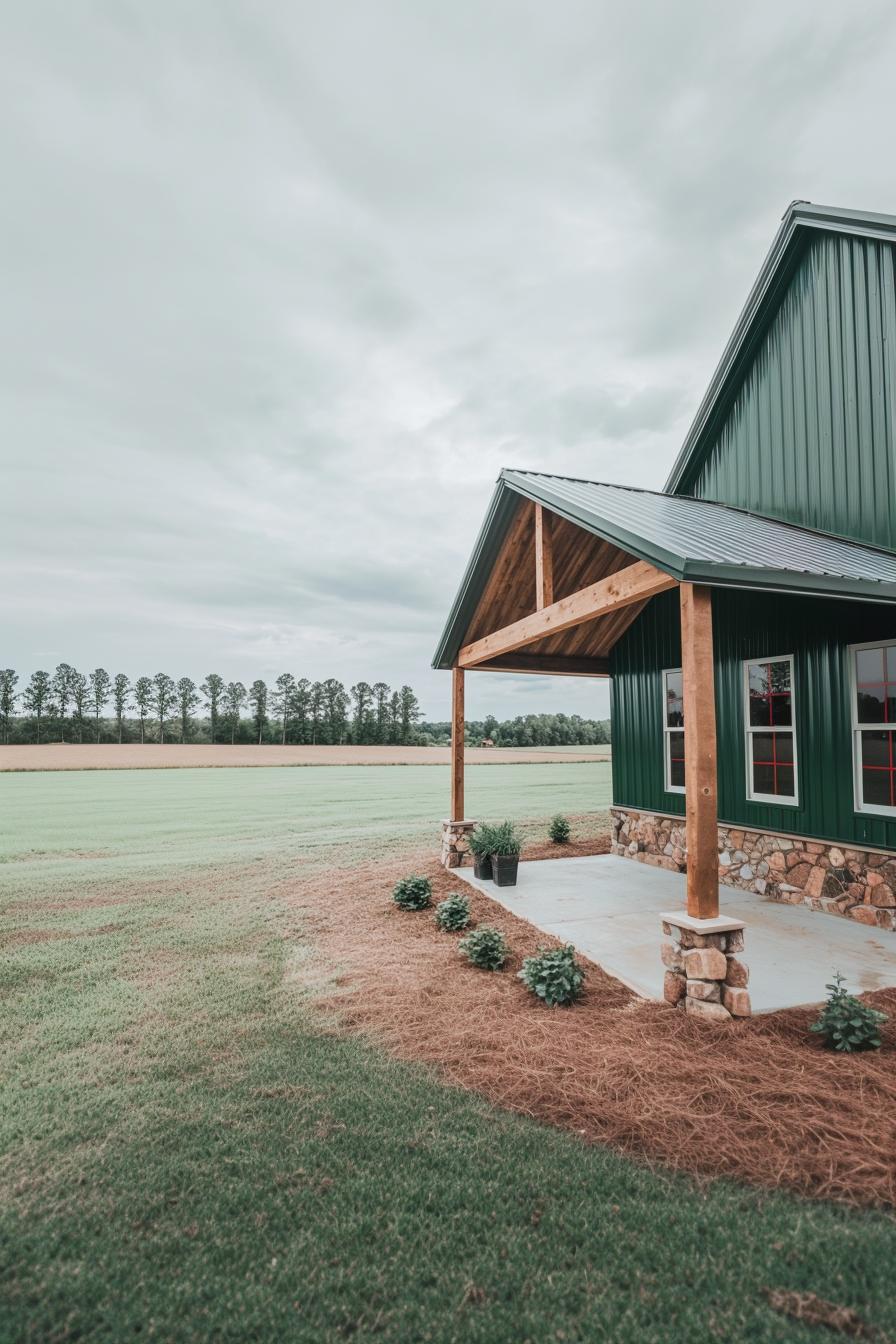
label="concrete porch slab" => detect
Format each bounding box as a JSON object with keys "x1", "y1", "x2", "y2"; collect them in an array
[{"x1": 455, "y1": 854, "x2": 895, "y2": 1013}]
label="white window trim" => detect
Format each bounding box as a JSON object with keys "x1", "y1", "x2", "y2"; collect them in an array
[
  {"x1": 662, "y1": 666, "x2": 685, "y2": 795},
  {"x1": 743, "y1": 654, "x2": 799, "y2": 807},
  {"x1": 849, "y1": 637, "x2": 896, "y2": 817}
]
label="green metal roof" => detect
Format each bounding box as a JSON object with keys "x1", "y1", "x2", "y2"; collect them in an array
[
  {"x1": 664, "y1": 200, "x2": 896, "y2": 496},
  {"x1": 432, "y1": 469, "x2": 896, "y2": 670}
]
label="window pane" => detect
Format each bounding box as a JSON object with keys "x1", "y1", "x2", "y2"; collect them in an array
[
  {"x1": 856, "y1": 646, "x2": 886, "y2": 684},
  {"x1": 855, "y1": 646, "x2": 896, "y2": 724},
  {"x1": 747, "y1": 663, "x2": 770, "y2": 726},
  {"x1": 664, "y1": 671, "x2": 683, "y2": 727},
  {"x1": 860, "y1": 730, "x2": 896, "y2": 807},
  {"x1": 751, "y1": 731, "x2": 795, "y2": 798},
  {"x1": 749, "y1": 660, "x2": 791, "y2": 726},
  {"x1": 668, "y1": 730, "x2": 685, "y2": 787},
  {"x1": 856, "y1": 684, "x2": 887, "y2": 723}
]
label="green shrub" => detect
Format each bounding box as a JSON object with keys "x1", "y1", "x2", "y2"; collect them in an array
[
  {"x1": 548, "y1": 814, "x2": 571, "y2": 844},
  {"x1": 468, "y1": 824, "x2": 497, "y2": 860},
  {"x1": 810, "y1": 972, "x2": 887, "y2": 1052},
  {"x1": 392, "y1": 875, "x2": 432, "y2": 911},
  {"x1": 435, "y1": 892, "x2": 471, "y2": 932},
  {"x1": 458, "y1": 925, "x2": 507, "y2": 970},
  {"x1": 490, "y1": 820, "x2": 522, "y2": 857},
  {"x1": 518, "y1": 944, "x2": 585, "y2": 1007}
]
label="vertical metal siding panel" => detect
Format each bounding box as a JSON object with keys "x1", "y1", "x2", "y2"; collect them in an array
[
  {"x1": 610, "y1": 590, "x2": 684, "y2": 817},
  {"x1": 879, "y1": 243, "x2": 896, "y2": 550},
  {"x1": 687, "y1": 235, "x2": 896, "y2": 551}
]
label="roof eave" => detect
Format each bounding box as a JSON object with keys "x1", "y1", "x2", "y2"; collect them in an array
[{"x1": 680, "y1": 560, "x2": 896, "y2": 604}]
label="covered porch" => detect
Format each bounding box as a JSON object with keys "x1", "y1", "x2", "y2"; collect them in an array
[
  {"x1": 434, "y1": 471, "x2": 896, "y2": 1020},
  {"x1": 455, "y1": 854, "x2": 894, "y2": 1012}
]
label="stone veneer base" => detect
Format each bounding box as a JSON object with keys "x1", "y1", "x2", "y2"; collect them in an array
[
  {"x1": 441, "y1": 819, "x2": 477, "y2": 869},
  {"x1": 661, "y1": 914, "x2": 751, "y2": 1020},
  {"x1": 612, "y1": 807, "x2": 896, "y2": 932}
]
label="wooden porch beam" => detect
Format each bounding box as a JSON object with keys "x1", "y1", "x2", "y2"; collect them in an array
[
  {"x1": 474, "y1": 653, "x2": 610, "y2": 678},
  {"x1": 459, "y1": 560, "x2": 677, "y2": 669},
  {"x1": 680, "y1": 583, "x2": 719, "y2": 919},
  {"x1": 534, "y1": 504, "x2": 553, "y2": 610},
  {"x1": 450, "y1": 666, "x2": 464, "y2": 822}
]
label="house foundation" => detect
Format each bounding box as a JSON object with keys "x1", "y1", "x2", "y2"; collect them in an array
[
  {"x1": 613, "y1": 807, "x2": 896, "y2": 932},
  {"x1": 441, "y1": 819, "x2": 477, "y2": 869},
  {"x1": 660, "y1": 911, "x2": 750, "y2": 1020}
]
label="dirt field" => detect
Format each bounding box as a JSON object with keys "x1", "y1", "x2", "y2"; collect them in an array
[{"x1": 0, "y1": 743, "x2": 610, "y2": 771}]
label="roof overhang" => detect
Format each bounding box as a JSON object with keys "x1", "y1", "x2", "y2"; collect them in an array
[{"x1": 432, "y1": 468, "x2": 896, "y2": 671}]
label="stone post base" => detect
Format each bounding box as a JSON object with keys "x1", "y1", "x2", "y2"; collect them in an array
[
  {"x1": 441, "y1": 819, "x2": 477, "y2": 869},
  {"x1": 660, "y1": 912, "x2": 751, "y2": 1021}
]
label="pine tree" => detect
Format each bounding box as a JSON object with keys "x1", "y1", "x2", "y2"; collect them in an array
[
  {"x1": 52, "y1": 663, "x2": 76, "y2": 742},
  {"x1": 0, "y1": 669, "x2": 18, "y2": 744},
  {"x1": 201, "y1": 674, "x2": 225, "y2": 744},
  {"x1": 133, "y1": 677, "x2": 153, "y2": 744},
  {"x1": 224, "y1": 682, "x2": 247, "y2": 745},
  {"x1": 152, "y1": 674, "x2": 177, "y2": 744},
  {"x1": 89, "y1": 668, "x2": 111, "y2": 743},
  {"x1": 112, "y1": 674, "x2": 131, "y2": 743},
  {"x1": 176, "y1": 677, "x2": 200, "y2": 743},
  {"x1": 23, "y1": 671, "x2": 50, "y2": 743},
  {"x1": 248, "y1": 680, "x2": 268, "y2": 745},
  {"x1": 272, "y1": 673, "x2": 296, "y2": 745},
  {"x1": 71, "y1": 671, "x2": 89, "y2": 743}
]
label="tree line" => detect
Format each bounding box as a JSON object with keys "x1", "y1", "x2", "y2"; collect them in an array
[
  {"x1": 0, "y1": 666, "x2": 423, "y2": 747},
  {"x1": 419, "y1": 712, "x2": 611, "y2": 747}
]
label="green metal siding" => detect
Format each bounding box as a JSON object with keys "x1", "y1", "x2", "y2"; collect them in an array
[
  {"x1": 610, "y1": 588, "x2": 896, "y2": 850},
  {"x1": 684, "y1": 234, "x2": 896, "y2": 552}
]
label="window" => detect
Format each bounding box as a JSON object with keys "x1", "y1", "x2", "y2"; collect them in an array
[
  {"x1": 851, "y1": 640, "x2": 896, "y2": 815},
  {"x1": 663, "y1": 668, "x2": 685, "y2": 793},
  {"x1": 743, "y1": 656, "x2": 798, "y2": 805}
]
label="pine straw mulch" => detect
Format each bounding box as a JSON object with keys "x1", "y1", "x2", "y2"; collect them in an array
[{"x1": 282, "y1": 841, "x2": 896, "y2": 1209}]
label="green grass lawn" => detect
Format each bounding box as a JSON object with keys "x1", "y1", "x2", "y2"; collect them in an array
[{"x1": 1, "y1": 766, "x2": 894, "y2": 1342}]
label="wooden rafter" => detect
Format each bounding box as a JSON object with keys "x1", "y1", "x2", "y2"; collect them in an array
[
  {"x1": 534, "y1": 504, "x2": 553, "y2": 610},
  {"x1": 459, "y1": 560, "x2": 677, "y2": 669}
]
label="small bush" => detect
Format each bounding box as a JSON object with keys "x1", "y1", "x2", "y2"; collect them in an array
[
  {"x1": 518, "y1": 944, "x2": 585, "y2": 1007},
  {"x1": 392, "y1": 875, "x2": 432, "y2": 911},
  {"x1": 490, "y1": 820, "x2": 522, "y2": 857},
  {"x1": 435, "y1": 892, "x2": 471, "y2": 932},
  {"x1": 468, "y1": 824, "x2": 497, "y2": 860},
  {"x1": 458, "y1": 925, "x2": 507, "y2": 970},
  {"x1": 548, "y1": 814, "x2": 571, "y2": 844},
  {"x1": 810, "y1": 972, "x2": 887, "y2": 1052}
]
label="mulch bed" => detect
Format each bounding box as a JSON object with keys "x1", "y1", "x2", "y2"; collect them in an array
[{"x1": 286, "y1": 839, "x2": 896, "y2": 1208}]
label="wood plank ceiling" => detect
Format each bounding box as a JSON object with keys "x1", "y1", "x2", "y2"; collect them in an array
[{"x1": 462, "y1": 497, "x2": 651, "y2": 672}]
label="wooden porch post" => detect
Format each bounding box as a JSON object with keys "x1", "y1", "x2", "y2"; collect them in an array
[
  {"x1": 680, "y1": 583, "x2": 719, "y2": 919},
  {"x1": 451, "y1": 665, "x2": 465, "y2": 821}
]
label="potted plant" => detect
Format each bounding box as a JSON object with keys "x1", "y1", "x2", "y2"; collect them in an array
[
  {"x1": 468, "y1": 823, "x2": 496, "y2": 880},
  {"x1": 490, "y1": 820, "x2": 522, "y2": 887}
]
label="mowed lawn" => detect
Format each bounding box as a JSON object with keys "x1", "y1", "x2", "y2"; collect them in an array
[{"x1": 2, "y1": 765, "x2": 895, "y2": 1343}]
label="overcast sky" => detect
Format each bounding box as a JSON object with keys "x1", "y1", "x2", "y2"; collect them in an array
[{"x1": 4, "y1": 2, "x2": 896, "y2": 722}]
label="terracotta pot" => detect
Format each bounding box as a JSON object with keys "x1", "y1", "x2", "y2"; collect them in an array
[{"x1": 492, "y1": 854, "x2": 519, "y2": 887}]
